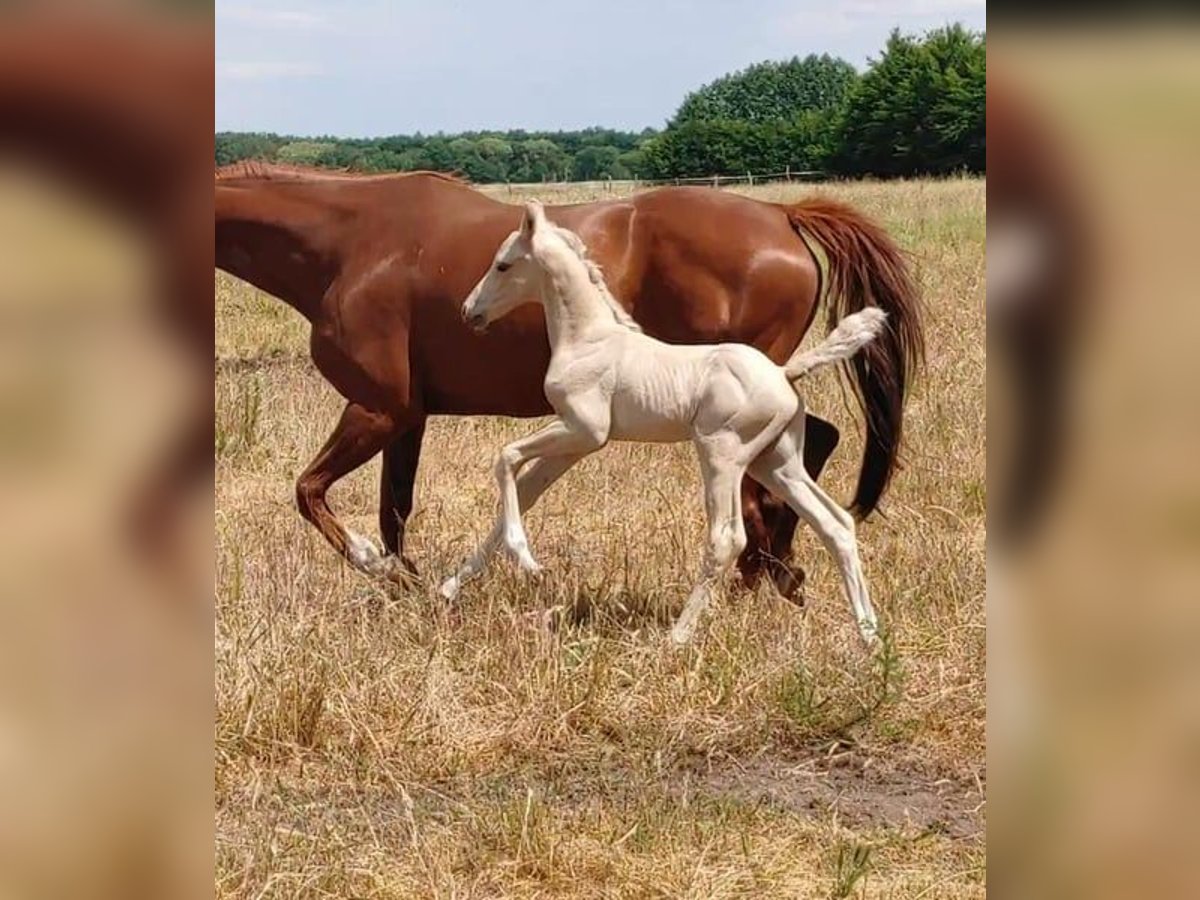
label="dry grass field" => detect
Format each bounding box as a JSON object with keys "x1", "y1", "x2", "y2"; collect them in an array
[{"x1": 215, "y1": 177, "x2": 985, "y2": 898}]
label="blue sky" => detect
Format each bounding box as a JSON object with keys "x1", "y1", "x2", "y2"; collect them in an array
[{"x1": 216, "y1": 0, "x2": 986, "y2": 136}]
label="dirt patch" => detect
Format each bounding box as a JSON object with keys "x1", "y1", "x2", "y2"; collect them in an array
[{"x1": 693, "y1": 752, "x2": 985, "y2": 840}]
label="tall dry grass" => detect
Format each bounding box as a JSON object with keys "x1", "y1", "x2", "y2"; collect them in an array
[{"x1": 215, "y1": 177, "x2": 985, "y2": 898}]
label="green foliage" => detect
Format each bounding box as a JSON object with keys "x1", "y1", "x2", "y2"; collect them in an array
[
  {"x1": 214, "y1": 132, "x2": 288, "y2": 166},
  {"x1": 276, "y1": 140, "x2": 336, "y2": 165},
  {"x1": 642, "y1": 112, "x2": 836, "y2": 178},
  {"x1": 640, "y1": 51, "x2": 856, "y2": 179},
  {"x1": 214, "y1": 24, "x2": 984, "y2": 182},
  {"x1": 672, "y1": 53, "x2": 857, "y2": 125},
  {"x1": 831, "y1": 839, "x2": 874, "y2": 898},
  {"x1": 835, "y1": 24, "x2": 985, "y2": 177},
  {"x1": 572, "y1": 145, "x2": 628, "y2": 180},
  {"x1": 215, "y1": 128, "x2": 649, "y2": 183}
]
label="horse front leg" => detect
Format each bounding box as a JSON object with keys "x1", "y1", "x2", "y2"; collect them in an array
[
  {"x1": 737, "y1": 414, "x2": 840, "y2": 603},
  {"x1": 296, "y1": 402, "x2": 412, "y2": 584}
]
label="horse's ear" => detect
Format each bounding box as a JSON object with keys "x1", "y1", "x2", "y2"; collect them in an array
[{"x1": 521, "y1": 200, "x2": 545, "y2": 239}]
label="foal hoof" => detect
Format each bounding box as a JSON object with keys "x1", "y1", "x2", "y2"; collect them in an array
[
  {"x1": 859, "y1": 621, "x2": 881, "y2": 647},
  {"x1": 439, "y1": 576, "x2": 462, "y2": 602},
  {"x1": 669, "y1": 623, "x2": 696, "y2": 647},
  {"x1": 515, "y1": 552, "x2": 544, "y2": 579}
]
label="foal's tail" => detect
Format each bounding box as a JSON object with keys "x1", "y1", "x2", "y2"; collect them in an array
[
  {"x1": 783, "y1": 308, "x2": 888, "y2": 381},
  {"x1": 784, "y1": 198, "x2": 926, "y2": 519}
]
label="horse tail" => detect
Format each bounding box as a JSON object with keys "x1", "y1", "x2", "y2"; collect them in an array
[
  {"x1": 783, "y1": 197, "x2": 926, "y2": 519},
  {"x1": 783, "y1": 308, "x2": 887, "y2": 381}
]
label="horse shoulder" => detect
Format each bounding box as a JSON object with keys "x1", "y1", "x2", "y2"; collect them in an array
[{"x1": 545, "y1": 349, "x2": 606, "y2": 401}]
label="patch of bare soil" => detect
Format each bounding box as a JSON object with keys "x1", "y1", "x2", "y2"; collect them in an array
[{"x1": 691, "y1": 751, "x2": 985, "y2": 840}]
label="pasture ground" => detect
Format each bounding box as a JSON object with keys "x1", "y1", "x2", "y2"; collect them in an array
[{"x1": 215, "y1": 178, "x2": 985, "y2": 898}]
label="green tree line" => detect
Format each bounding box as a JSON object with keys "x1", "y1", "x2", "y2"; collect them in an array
[
  {"x1": 216, "y1": 24, "x2": 983, "y2": 182},
  {"x1": 216, "y1": 127, "x2": 654, "y2": 182}
]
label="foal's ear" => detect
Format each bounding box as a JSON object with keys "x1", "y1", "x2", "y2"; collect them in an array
[{"x1": 521, "y1": 200, "x2": 545, "y2": 239}]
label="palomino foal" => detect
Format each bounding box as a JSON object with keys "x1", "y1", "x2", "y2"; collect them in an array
[{"x1": 441, "y1": 201, "x2": 886, "y2": 645}]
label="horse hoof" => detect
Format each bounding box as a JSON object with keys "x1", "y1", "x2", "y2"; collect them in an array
[
  {"x1": 381, "y1": 554, "x2": 419, "y2": 589},
  {"x1": 773, "y1": 564, "x2": 806, "y2": 607}
]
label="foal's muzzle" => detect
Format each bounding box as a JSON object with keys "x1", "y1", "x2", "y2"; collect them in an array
[{"x1": 462, "y1": 303, "x2": 488, "y2": 333}]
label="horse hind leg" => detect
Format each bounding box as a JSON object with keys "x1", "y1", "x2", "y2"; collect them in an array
[
  {"x1": 749, "y1": 451, "x2": 878, "y2": 645},
  {"x1": 379, "y1": 418, "x2": 426, "y2": 577}
]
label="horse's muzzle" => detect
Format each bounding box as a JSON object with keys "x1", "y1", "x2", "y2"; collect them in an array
[{"x1": 463, "y1": 310, "x2": 488, "y2": 333}]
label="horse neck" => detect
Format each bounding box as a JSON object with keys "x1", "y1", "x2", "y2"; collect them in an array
[
  {"x1": 538, "y1": 246, "x2": 618, "y2": 353},
  {"x1": 215, "y1": 182, "x2": 346, "y2": 322}
]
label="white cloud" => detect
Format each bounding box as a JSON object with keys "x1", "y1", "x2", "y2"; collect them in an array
[{"x1": 217, "y1": 61, "x2": 324, "y2": 80}]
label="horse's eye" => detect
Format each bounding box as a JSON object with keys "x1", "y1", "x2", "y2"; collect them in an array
[{"x1": 496, "y1": 262, "x2": 511, "y2": 273}]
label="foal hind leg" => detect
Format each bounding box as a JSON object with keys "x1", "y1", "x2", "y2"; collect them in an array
[
  {"x1": 439, "y1": 452, "x2": 584, "y2": 600},
  {"x1": 670, "y1": 446, "x2": 747, "y2": 646},
  {"x1": 737, "y1": 414, "x2": 839, "y2": 603},
  {"x1": 750, "y1": 451, "x2": 878, "y2": 644},
  {"x1": 296, "y1": 401, "x2": 409, "y2": 583}
]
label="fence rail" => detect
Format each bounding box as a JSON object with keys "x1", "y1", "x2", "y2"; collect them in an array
[
  {"x1": 494, "y1": 168, "x2": 829, "y2": 196},
  {"x1": 636, "y1": 168, "x2": 828, "y2": 186}
]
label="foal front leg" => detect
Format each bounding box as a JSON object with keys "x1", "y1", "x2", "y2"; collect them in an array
[
  {"x1": 438, "y1": 452, "x2": 583, "y2": 600},
  {"x1": 494, "y1": 417, "x2": 601, "y2": 572},
  {"x1": 441, "y1": 417, "x2": 601, "y2": 599}
]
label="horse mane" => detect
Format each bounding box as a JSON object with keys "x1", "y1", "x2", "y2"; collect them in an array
[
  {"x1": 550, "y1": 225, "x2": 644, "y2": 334},
  {"x1": 214, "y1": 160, "x2": 469, "y2": 185}
]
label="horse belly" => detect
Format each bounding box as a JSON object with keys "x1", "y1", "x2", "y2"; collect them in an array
[{"x1": 609, "y1": 378, "x2": 693, "y2": 443}]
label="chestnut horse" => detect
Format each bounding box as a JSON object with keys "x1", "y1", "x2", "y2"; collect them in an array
[{"x1": 215, "y1": 162, "x2": 923, "y2": 599}]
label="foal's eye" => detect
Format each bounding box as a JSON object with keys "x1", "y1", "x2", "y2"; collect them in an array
[{"x1": 496, "y1": 262, "x2": 511, "y2": 273}]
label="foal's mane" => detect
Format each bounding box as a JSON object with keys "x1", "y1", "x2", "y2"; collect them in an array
[
  {"x1": 214, "y1": 160, "x2": 468, "y2": 185},
  {"x1": 549, "y1": 225, "x2": 643, "y2": 334}
]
